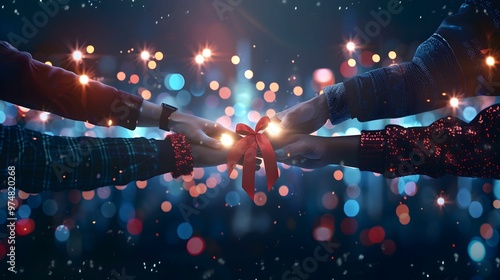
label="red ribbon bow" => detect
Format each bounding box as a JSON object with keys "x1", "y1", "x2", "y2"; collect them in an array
[{"x1": 227, "y1": 116, "x2": 279, "y2": 199}]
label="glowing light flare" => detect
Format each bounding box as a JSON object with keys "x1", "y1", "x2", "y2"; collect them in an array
[
  {"x1": 220, "y1": 133, "x2": 235, "y2": 148},
  {"x1": 346, "y1": 41, "x2": 356, "y2": 52},
  {"x1": 486, "y1": 56, "x2": 495, "y2": 66},
  {"x1": 437, "y1": 197, "x2": 445, "y2": 206},
  {"x1": 39, "y1": 112, "x2": 50, "y2": 122},
  {"x1": 79, "y1": 74, "x2": 90, "y2": 85},
  {"x1": 266, "y1": 122, "x2": 282, "y2": 137},
  {"x1": 140, "y1": 51, "x2": 150, "y2": 61},
  {"x1": 45, "y1": 61, "x2": 52, "y2": 66},
  {"x1": 202, "y1": 48, "x2": 212, "y2": 58},
  {"x1": 450, "y1": 97, "x2": 459, "y2": 108},
  {"x1": 195, "y1": 54, "x2": 205, "y2": 64},
  {"x1": 72, "y1": 50, "x2": 83, "y2": 61}
]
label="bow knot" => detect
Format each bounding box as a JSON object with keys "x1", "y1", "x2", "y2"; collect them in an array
[{"x1": 227, "y1": 116, "x2": 279, "y2": 199}]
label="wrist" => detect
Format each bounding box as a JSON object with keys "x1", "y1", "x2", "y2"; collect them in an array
[
  {"x1": 159, "y1": 103, "x2": 178, "y2": 131},
  {"x1": 323, "y1": 83, "x2": 351, "y2": 125}
]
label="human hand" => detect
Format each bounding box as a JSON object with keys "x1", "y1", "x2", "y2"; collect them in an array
[
  {"x1": 167, "y1": 111, "x2": 239, "y2": 149},
  {"x1": 273, "y1": 134, "x2": 360, "y2": 169},
  {"x1": 274, "y1": 93, "x2": 330, "y2": 134},
  {"x1": 191, "y1": 143, "x2": 262, "y2": 168}
]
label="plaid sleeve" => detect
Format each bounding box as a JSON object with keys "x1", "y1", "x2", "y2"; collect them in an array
[{"x1": 0, "y1": 125, "x2": 192, "y2": 193}]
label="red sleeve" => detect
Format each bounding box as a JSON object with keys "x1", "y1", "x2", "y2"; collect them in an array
[
  {"x1": 0, "y1": 41, "x2": 143, "y2": 130},
  {"x1": 359, "y1": 104, "x2": 500, "y2": 179}
]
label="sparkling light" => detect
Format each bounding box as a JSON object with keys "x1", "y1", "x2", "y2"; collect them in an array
[
  {"x1": 140, "y1": 51, "x2": 150, "y2": 61},
  {"x1": 202, "y1": 48, "x2": 212, "y2": 58},
  {"x1": 346, "y1": 41, "x2": 356, "y2": 52},
  {"x1": 220, "y1": 133, "x2": 235, "y2": 147},
  {"x1": 195, "y1": 54, "x2": 205, "y2": 64},
  {"x1": 450, "y1": 97, "x2": 459, "y2": 108},
  {"x1": 45, "y1": 61, "x2": 52, "y2": 66},
  {"x1": 486, "y1": 56, "x2": 495, "y2": 66},
  {"x1": 266, "y1": 122, "x2": 282, "y2": 136},
  {"x1": 79, "y1": 75, "x2": 89, "y2": 85},
  {"x1": 72, "y1": 50, "x2": 83, "y2": 61},
  {"x1": 437, "y1": 197, "x2": 445, "y2": 206}
]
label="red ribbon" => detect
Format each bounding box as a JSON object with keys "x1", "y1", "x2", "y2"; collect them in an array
[{"x1": 227, "y1": 116, "x2": 279, "y2": 199}]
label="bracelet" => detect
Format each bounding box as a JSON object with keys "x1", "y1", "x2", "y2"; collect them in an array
[
  {"x1": 169, "y1": 134, "x2": 194, "y2": 178},
  {"x1": 159, "y1": 103, "x2": 178, "y2": 131}
]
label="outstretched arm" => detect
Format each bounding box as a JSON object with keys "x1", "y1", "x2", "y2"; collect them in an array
[
  {"x1": 277, "y1": 0, "x2": 500, "y2": 133},
  {"x1": 0, "y1": 41, "x2": 238, "y2": 148},
  {"x1": 276, "y1": 104, "x2": 500, "y2": 179},
  {"x1": 0, "y1": 125, "x2": 234, "y2": 193}
]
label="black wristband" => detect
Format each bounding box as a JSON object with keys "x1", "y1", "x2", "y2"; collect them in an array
[{"x1": 159, "y1": 103, "x2": 178, "y2": 131}]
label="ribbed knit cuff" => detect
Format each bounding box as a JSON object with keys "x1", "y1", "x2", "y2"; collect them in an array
[
  {"x1": 169, "y1": 134, "x2": 194, "y2": 178},
  {"x1": 359, "y1": 130, "x2": 386, "y2": 175}
]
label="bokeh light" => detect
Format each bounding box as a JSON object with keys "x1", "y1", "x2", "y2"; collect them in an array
[
  {"x1": 231, "y1": 55, "x2": 240, "y2": 65},
  {"x1": 86, "y1": 45, "x2": 94, "y2": 54}
]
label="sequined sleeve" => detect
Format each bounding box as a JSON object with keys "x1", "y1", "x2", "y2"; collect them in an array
[{"x1": 359, "y1": 104, "x2": 500, "y2": 179}]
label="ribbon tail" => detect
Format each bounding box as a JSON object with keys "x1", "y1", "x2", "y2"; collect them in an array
[
  {"x1": 256, "y1": 134, "x2": 279, "y2": 192},
  {"x1": 242, "y1": 142, "x2": 258, "y2": 200}
]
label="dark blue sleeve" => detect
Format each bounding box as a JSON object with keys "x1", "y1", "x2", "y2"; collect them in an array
[{"x1": 325, "y1": 0, "x2": 500, "y2": 124}]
